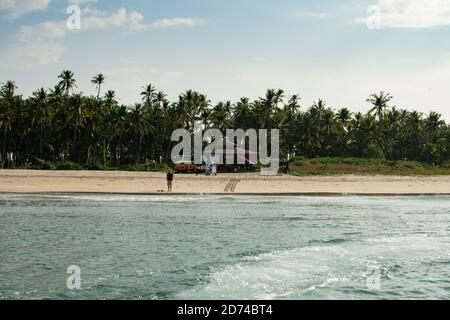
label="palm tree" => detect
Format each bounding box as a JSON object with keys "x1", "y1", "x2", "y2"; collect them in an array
[
  {"x1": 311, "y1": 99, "x2": 326, "y2": 118},
  {"x1": 68, "y1": 93, "x2": 90, "y2": 162},
  {"x1": 31, "y1": 88, "x2": 53, "y2": 158},
  {"x1": 104, "y1": 90, "x2": 117, "y2": 105},
  {"x1": 129, "y1": 104, "x2": 153, "y2": 164},
  {"x1": 91, "y1": 73, "x2": 105, "y2": 100},
  {"x1": 2, "y1": 69, "x2": 450, "y2": 169},
  {"x1": 322, "y1": 108, "x2": 337, "y2": 155},
  {"x1": 425, "y1": 112, "x2": 444, "y2": 143},
  {"x1": 141, "y1": 84, "x2": 157, "y2": 106},
  {"x1": 279, "y1": 95, "x2": 301, "y2": 159},
  {"x1": 367, "y1": 91, "x2": 393, "y2": 121},
  {"x1": 110, "y1": 105, "x2": 128, "y2": 166},
  {"x1": 200, "y1": 109, "x2": 210, "y2": 130},
  {"x1": 211, "y1": 102, "x2": 229, "y2": 133},
  {"x1": 58, "y1": 70, "x2": 77, "y2": 97},
  {"x1": 155, "y1": 91, "x2": 167, "y2": 107},
  {"x1": 336, "y1": 108, "x2": 352, "y2": 157},
  {"x1": 405, "y1": 111, "x2": 423, "y2": 160},
  {"x1": 49, "y1": 84, "x2": 67, "y2": 160},
  {"x1": 309, "y1": 99, "x2": 327, "y2": 154},
  {"x1": 0, "y1": 81, "x2": 18, "y2": 167},
  {"x1": 367, "y1": 91, "x2": 393, "y2": 154},
  {"x1": 178, "y1": 90, "x2": 209, "y2": 130},
  {"x1": 233, "y1": 97, "x2": 254, "y2": 129},
  {"x1": 260, "y1": 89, "x2": 284, "y2": 129}
]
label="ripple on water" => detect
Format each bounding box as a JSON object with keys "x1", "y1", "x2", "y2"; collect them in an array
[{"x1": 1, "y1": 195, "x2": 450, "y2": 300}]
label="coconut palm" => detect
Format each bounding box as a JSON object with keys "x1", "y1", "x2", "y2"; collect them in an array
[
  {"x1": 141, "y1": 84, "x2": 157, "y2": 106},
  {"x1": 31, "y1": 88, "x2": 53, "y2": 158},
  {"x1": 129, "y1": 104, "x2": 154, "y2": 164},
  {"x1": 91, "y1": 73, "x2": 105, "y2": 100},
  {"x1": 260, "y1": 89, "x2": 284, "y2": 129},
  {"x1": 336, "y1": 108, "x2": 352, "y2": 156},
  {"x1": 367, "y1": 91, "x2": 393, "y2": 154},
  {"x1": 58, "y1": 70, "x2": 77, "y2": 97},
  {"x1": 0, "y1": 81, "x2": 17, "y2": 167},
  {"x1": 0, "y1": 71, "x2": 449, "y2": 168},
  {"x1": 67, "y1": 93, "x2": 90, "y2": 162}
]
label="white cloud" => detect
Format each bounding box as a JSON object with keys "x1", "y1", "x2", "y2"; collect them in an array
[
  {"x1": 78, "y1": 7, "x2": 147, "y2": 30},
  {"x1": 357, "y1": 0, "x2": 450, "y2": 28},
  {"x1": 0, "y1": 3, "x2": 204, "y2": 70},
  {"x1": 1, "y1": 7, "x2": 143, "y2": 69},
  {"x1": 0, "y1": 41, "x2": 64, "y2": 69},
  {"x1": 150, "y1": 18, "x2": 204, "y2": 29},
  {"x1": 0, "y1": 0, "x2": 50, "y2": 19},
  {"x1": 128, "y1": 10, "x2": 145, "y2": 30},
  {"x1": 18, "y1": 20, "x2": 67, "y2": 41}
]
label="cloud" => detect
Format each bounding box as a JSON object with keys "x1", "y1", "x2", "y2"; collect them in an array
[
  {"x1": 18, "y1": 20, "x2": 67, "y2": 41},
  {"x1": 356, "y1": 0, "x2": 450, "y2": 28},
  {"x1": 0, "y1": 41, "x2": 64, "y2": 69},
  {"x1": 128, "y1": 10, "x2": 145, "y2": 30},
  {"x1": 0, "y1": 3, "x2": 204, "y2": 70},
  {"x1": 15, "y1": 7, "x2": 146, "y2": 40},
  {"x1": 0, "y1": 0, "x2": 50, "y2": 18},
  {"x1": 150, "y1": 18, "x2": 204, "y2": 29},
  {"x1": 78, "y1": 8, "x2": 202, "y2": 31},
  {"x1": 82, "y1": 7, "x2": 145, "y2": 30}
]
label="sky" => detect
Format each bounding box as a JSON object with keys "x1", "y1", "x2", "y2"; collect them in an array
[{"x1": 1, "y1": 0, "x2": 450, "y2": 120}]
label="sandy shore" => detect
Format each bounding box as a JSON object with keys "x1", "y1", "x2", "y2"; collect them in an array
[{"x1": 0, "y1": 170, "x2": 450, "y2": 195}]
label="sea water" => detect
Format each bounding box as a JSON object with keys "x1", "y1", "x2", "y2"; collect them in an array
[{"x1": 0, "y1": 194, "x2": 449, "y2": 300}]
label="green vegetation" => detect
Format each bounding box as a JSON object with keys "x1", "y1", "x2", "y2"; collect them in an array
[
  {"x1": 289, "y1": 157, "x2": 450, "y2": 176},
  {"x1": 0, "y1": 71, "x2": 449, "y2": 174}
]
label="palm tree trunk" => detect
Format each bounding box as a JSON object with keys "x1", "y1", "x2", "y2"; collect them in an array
[
  {"x1": 137, "y1": 134, "x2": 142, "y2": 164},
  {"x1": 72, "y1": 130, "x2": 77, "y2": 163},
  {"x1": 118, "y1": 135, "x2": 122, "y2": 166},
  {"x1": 40, "y1": 122, "x2": 43, "y2": 159},
  {"x1": 2, "y1": 126, "x2": 7, "y2": 168}
]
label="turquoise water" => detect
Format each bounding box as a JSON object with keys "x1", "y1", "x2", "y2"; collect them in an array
[{"x1": 1, "y1": 194, "x2": 450, "y2": 300}]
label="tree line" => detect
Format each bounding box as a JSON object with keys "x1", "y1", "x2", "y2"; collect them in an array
[{"x1": 0, "y1": 70, "x2": 449, "y2": 169}]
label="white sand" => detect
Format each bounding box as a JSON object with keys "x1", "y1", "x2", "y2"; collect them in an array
[{"x1": 1, "y1": 170, "x2": 449, "y2": 195}]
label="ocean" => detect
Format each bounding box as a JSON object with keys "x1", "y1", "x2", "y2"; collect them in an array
[{"x1": 1, "y1": 194, "x2": 449, "y2": 300}]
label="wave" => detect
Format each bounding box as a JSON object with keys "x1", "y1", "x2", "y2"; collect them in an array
[
  {"x1": 175, "y1": 234, "x2": 450, "y2": 300},
  {"x1": 308, "y1": 238, "x2": 349, "y2": 245}
]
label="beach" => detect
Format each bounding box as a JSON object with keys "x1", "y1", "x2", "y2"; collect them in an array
[{"x1": 0, "y1": 170, "x2": 449, "y2": 195}]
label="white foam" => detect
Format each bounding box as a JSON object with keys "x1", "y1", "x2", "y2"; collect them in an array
[{"x1": 176, "y1": 234, "x2": 450, "y2": 300}]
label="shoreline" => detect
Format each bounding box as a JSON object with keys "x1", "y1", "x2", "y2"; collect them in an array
[
  {"x1": 1, "y1": 170, "x2": 450, "y2": 196},
  {"x1": 1, "y1": 192, "x2": 450, "y2": 197}
]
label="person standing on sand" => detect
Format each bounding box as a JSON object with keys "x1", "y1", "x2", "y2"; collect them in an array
[{"x1": 166, "y1": 171, "x2": 174, "y2": 192}]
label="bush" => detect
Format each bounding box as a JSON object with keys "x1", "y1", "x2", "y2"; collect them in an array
[
  {"x1": 363, "y1": 144, "x2": 385, "y2": 159},
  {"x1": 32, "y1": 158, "x2": 55, "y2": 170},
  {"x1": 55, "y1": 161, "x2": 84, "y2": 170},
  {"x1": 121, "y1": 162, "x2": 170, "y2": 172}
]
